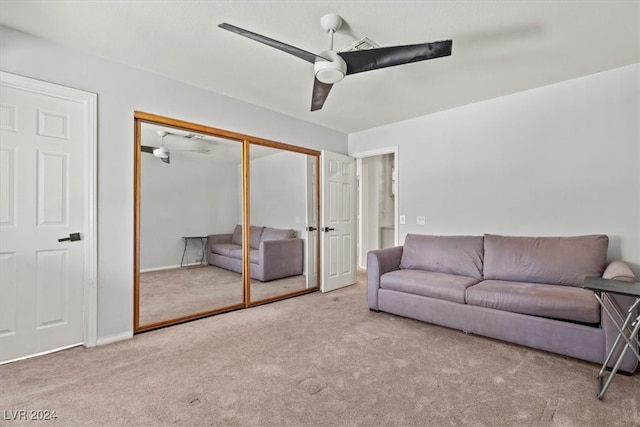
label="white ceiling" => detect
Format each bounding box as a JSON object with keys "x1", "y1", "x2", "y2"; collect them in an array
[{"x1": 1, "y1": 1, "x2": 638, "y2": 134}]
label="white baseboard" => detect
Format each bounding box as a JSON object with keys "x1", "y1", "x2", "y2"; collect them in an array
[
  {"x1": 140, "y1": 264, "x2": 180, "y2": 273},
  {"x1": 1, "y1": 342, "x2": 82, "y2": 365},
  {"x1": 140, "y1": 263, "x2": 206, "y2": 273},
  {"x1": 96, "y1": 331, "x2": 133, "y2": 346},
  {"x1": 181, "y1": 262, "x2": 205, "y2": 268}
]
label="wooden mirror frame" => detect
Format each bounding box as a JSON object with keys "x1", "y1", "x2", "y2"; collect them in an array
[{"x1": 133, "y1": 111, "x2": 321, "y2": 332}]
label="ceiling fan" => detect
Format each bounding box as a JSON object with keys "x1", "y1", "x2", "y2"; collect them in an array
[
  {"x1": 141, "y1": 130, "x2": 210, "y2": 164},
  {"x1": 219, "y1": 14, "x2": 452, "y2": 111}
]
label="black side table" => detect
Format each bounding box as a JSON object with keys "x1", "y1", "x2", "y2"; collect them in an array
[
  {"x1": 181, "y1": 236, "x2": 207, "y2": 267},
  {"x1": 583, "y1": 277, "x2": 640, "y2": 399}
]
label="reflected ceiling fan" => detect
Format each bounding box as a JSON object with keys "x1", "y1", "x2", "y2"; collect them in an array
[
  {"x1": 141, "y1": 130, "x2": 210, "y2": 164},
  {"x1": 219, "y1": 14, "x2": 452, "y2": 111}
]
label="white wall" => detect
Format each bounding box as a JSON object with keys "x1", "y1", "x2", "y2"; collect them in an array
[
  {"x1": 140, "y1": 154, "x2": 240, "y2": 270},
  {"x1": 0, "y1": 25, "x2": 348, "y2": 342},
  {"x1": 350, "y1": 64, "x2": 640, "y2": 275}
]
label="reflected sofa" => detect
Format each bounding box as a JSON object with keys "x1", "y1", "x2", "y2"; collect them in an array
[
  {"x1": 206, "y1": 225, "x2": 303, "y2": 282},
  {"x1": 367, "y1": 233, "x2": 638, "y2": 373}
]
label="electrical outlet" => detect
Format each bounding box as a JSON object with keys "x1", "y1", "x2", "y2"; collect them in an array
[
  {"x1": 399, "y1": 215, "x2": 406, "y2": 225},
  {"x1": 416, "y1": 216, "x2": 426, "y2": 225}
]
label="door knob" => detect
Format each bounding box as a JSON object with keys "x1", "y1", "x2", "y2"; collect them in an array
[
  {"x1": 58, "y1": 232, "x2": 81, "y2": 242},
  {"x1": 306, "y1": 226, "x2": 317, "y2": 231},
  {"x1": 321, "y1": 227, "x2": 335, "y2": 232}
]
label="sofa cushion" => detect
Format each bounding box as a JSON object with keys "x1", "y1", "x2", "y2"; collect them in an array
[
  {"x1": 399, "y1": 234, "x2": 484, "y2": 280},
  {"x1": 210, "y1": 243, "x2": 241, "y2": 257},
  {"x1": 228, "y1": 248, "x2": 259, "y2": 264},
  {"x1": 231, "y1": 224, "x2": 242, "y2": 245},
  {"x1": 380, "y1": 270, "x2": 481, "y2": 304},
  {"x1": 230, "y1": 225, "x2": 265, "y2": 249},
  {"x1": 250, "y1": 226, "x2": 265, "y2": 249},
  {"x1": 465, "y1": 280, "x2": 600, "y2": 324},
  {"x1": 261, "y1": 227, "x2": 296, "y2": 242},
  {"x1": 483, "y1": 234, "x2": 608, "y2": 287},
  {"x1": 228, "y1": 248, "x2": 242, "y2": 260}
]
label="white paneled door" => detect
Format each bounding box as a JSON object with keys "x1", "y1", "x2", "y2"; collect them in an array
[
  {"x1": 0, "y1": 72, "x2": 97, "y2": 363},
  {"x1": 320, "y1": 151, "x2": 356, "y2": 292}
]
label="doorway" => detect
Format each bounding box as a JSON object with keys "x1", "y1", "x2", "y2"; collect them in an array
[{"x1": 353, "y1": 148, "x2": 398, "y2": 269}]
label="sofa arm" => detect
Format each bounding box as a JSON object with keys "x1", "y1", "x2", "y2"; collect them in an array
[
  {"x1": 367, "y1": 246, "x2": 403, "y2": 310},
  {"x1": 602, "y1": 260, "x2": 637, "y2": 282},
  {"x1": 259, "y1": 238, "x2": 303, "y2": 282},
  {"x1": 206, "y1": 234, "x2": 232, "y2": 253},
  {"x1": 600, "y1": 261, "x2": 638, "y2": 373}
]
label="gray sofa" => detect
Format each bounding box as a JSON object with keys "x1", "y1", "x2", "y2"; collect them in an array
[
  {"x1": 207, "y1": 225, "x2": 303, "y2": 282},
  {"x1": 367, "y1": 233, "x2": 638, "y2": 373}
]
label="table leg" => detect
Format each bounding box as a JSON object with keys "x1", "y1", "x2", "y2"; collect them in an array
[
  {"x1": 600, "y1": 295, "x2": 640, "y2": 361},
  {"x1": 180, "y1": 238, "x2": 188, "y2": 268},
  {"x1": 597, "y1": 313, "x2": 640, "y2": 399},
  {"x1": 199, "y1": 238, "x2": 206, "y2": 265},
  {"x1": 595, "y1": 295, "x2": 640, "y2": 399}
]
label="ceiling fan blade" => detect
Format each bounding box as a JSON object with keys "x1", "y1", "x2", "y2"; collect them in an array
[
  {"x1": 311, "y1": 78, "x2": 333, "y2": 112},
  {"x1": 219, "y1": 23, "x2": 329, "y2": 64},
  {"x1": 338, "y1": 40, "x2": 452, "y2": 75}
]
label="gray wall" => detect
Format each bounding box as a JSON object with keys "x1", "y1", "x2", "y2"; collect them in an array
[
  {"x1": 0, "y1": 25, "x2": 348, "y2": 342},
  {"x1": 140, "y1": 154, "x2": 241, "y2": 271},
  {"x1": 350, "y1": 64, "x2": 640, "y2": 275}
]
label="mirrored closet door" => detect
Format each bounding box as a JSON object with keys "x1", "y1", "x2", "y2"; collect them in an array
[
  {"x1": 135, "y1": 116, "x2": 245, "y2": 330},
  {"x1": 248, "y1": 144, "x2": 320, "y2": 304},
  {"x1": 134, "y1": 112, "x2": 320, "y2": 332}
]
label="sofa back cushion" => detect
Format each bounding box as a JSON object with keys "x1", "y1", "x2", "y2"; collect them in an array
[
  {"x1": 231, "y1": 224, "x2": 242, "y2": 245},
  {"x1": 231, "y1": 225, "x2": 265, "y2": 249},
  {"x1": 261, "y1": 227, "x2": 296, "y2": 242},
  {"x1": 399, "y1": 234, "x2": 484, "y2": 280},
  {"x1": 483, "y1": 234, "x2": 609, "y2": 287}
]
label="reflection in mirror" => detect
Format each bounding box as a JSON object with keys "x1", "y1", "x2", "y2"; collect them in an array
[
  {"x1": 248, "y1": 144, "x2": 319, "y2": 303},
  {"x1": 137, "y1": 121, "x2": 244, "y2": 329}
]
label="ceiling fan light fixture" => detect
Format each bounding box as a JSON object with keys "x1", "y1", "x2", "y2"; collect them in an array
[
  {"x1": 315, "y1": 68, "x2": 345, "y2": 84},
  {"x1": 153, "y1": 147, "x2": 169, "y2": 159},
  {"x1": 314, "y1": 50, "x2": 346, "y2": 84}
]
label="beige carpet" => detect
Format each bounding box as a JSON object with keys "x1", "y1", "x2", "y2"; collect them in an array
[
  {"x1": 139, "y1": 266, "x2": 307, "y2": 326},
  {"x1": 2, "y1": 273, "x2": 639, "y2": 426}
]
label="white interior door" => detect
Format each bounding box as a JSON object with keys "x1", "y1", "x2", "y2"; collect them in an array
[
  {"x1": 305, "y1": 155, "x2": 318, "y2": 288},
  {"x1": 0, "y1": 72, "x2": 96, "y2": 363},
  {"x1": 320, "y1": 150, "x2": 356, "y2": 292}
]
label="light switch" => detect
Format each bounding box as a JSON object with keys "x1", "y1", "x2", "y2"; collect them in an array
[
  {"x1": 416, "y1": 216, "x2": 426, "y2": 225},
  {"x1": 399, "y1": 215, "x2": 405, "y2": 225}
]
